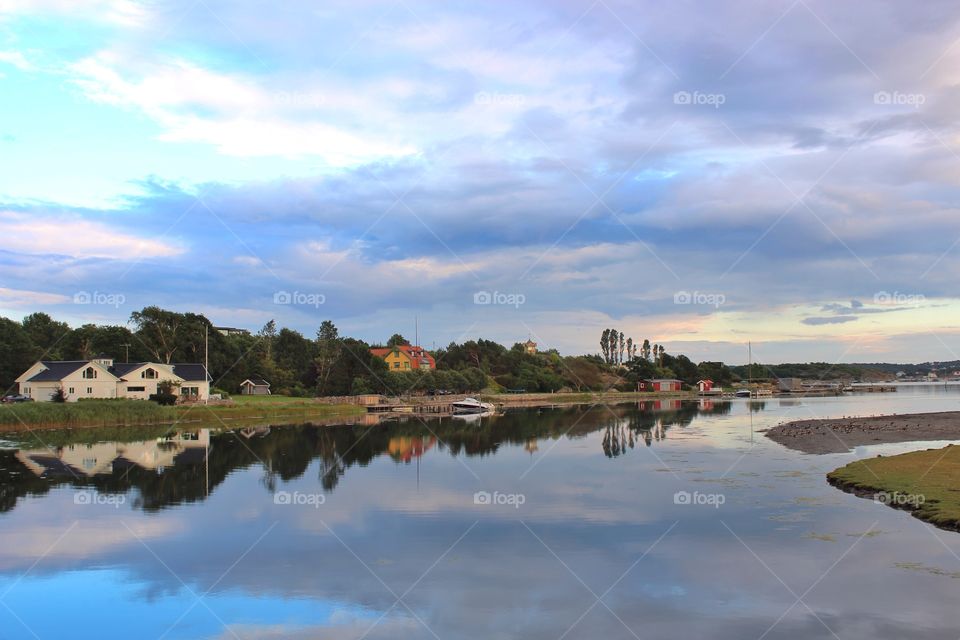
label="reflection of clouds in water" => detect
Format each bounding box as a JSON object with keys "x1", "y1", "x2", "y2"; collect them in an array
[{"x1": 0, "y1": 398, "x2": 960, "y2": 637}]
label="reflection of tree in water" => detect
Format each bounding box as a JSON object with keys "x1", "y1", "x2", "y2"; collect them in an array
[
  {"x1": 0, "y1": 400, "x2": 733, "y2": 513},
  {"x1": 601, "y1": 400, "x2": 733, "y2": 457}
]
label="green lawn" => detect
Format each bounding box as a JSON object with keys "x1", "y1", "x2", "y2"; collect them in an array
[
  {"x1": 828, "y1": 444, "x2": 960, "y2": 530},
  {"x1": 0, "y1": 396, "x2": 363, "y2": 431}
]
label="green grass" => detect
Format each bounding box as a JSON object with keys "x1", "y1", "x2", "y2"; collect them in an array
[
  {"x1": 827, "y1": 445, "x2": 960, "y2": 530},
  {"x1": 0, "y1": 397, "x2": 364, "y2": 432}
]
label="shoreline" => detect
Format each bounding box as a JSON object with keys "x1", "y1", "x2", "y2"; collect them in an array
[
  {"x1": 0, "y1": 391, "x2": 695, "y2": 434},
  {"x1": 764, "y1": 411, "x2": 960, "y2": 454},
  {"x1": 827, "y1": 445, "x2": 960, "y2": 533}
]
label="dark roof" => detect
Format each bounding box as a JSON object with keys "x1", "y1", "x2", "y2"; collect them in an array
[
  {"x1": 172, "y1": 363, "x2": 212, "y2": 382},
  {"x1": 26, "y1": 361, "x2": 87, "y2": 382},
  {"x1": 242, "y1": 377, "x2": 270, "y2": 387},
  {"x1": 109, "y1": 362, "x2": 145, "y2": 378}
]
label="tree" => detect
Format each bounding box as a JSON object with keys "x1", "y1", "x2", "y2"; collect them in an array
[
  {"x1": 21, "y1": 312, "x2": 69, "y2": 360},
  {"x1": 130, "y1": 307, "x2": 186, "y2": 363},
  {"x1": 387, "y1": 333, "x2": 410, "y2": 347},
  {"x1": 0, "y1": 318, "x2": 36, "y2": 393},
  {"x1": 642, "y1": 339, "x2": 651, "y2": 362},
  {"x1": 315, "y1": 321, "x2": 343, "y2": 396},
  {"x1": 626, "y1": 337, "x2": 634, "y2": 362},
  {"x1": 258, "y1": 320, "x2": 278, "y2": 364},
  {"x1": 618, "y1": 331, "x2": 625, "y2": 364}
]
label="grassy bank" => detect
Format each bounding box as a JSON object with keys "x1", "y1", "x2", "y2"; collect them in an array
[
  {"x1": 827, "y1": 445, "x2": 960, "y2": 531},
  {"x1": 0, "y1": 396, "x2": 365, "y2": 432}
]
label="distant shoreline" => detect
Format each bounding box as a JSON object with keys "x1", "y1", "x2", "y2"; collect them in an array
[{"x1": 765, "y1": 411, "x2": 960, "y2": 454}]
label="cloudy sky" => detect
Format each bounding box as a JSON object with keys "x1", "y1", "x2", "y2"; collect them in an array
[{"x1": 1, "y1": 0, "x2": 959, "y2": 363}]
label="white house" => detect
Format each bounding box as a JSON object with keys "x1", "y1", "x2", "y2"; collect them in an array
[{"x1": 15, "y1": 356, "x2": 210, "y2": 402}]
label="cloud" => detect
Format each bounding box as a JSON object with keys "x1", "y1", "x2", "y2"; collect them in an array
[
  {"x1": 802, "y1": 316, "x2": 860, "y2": 326},
  {"x1": 0, "y1": 211, "x2": 182, "y2": 259},
  {"x1": 0, "y1": 287, "x2": 70, "y2": 306}
]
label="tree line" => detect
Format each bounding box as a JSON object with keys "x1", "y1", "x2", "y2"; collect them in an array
[{"x1": 0, "y1": 308, "x2": 740, "y2": 397}]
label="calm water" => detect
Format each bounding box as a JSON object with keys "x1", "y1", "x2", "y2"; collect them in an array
[{"x1": 2, "y1": 386, "x2": 960, "y2": 639}]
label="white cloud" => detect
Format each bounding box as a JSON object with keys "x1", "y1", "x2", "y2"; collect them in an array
[
  {"x1": 0, "y1": 211, "x2": 182, "y2": 259},
  {"x1": 0, "y1": 50, "x2": 32, "y2": 71},
  {"x1": 0, "y1": 286, "x2": 70, "y2": 306},
  {"x1": 70, "y1": 55, "x2": 418, "y2": 163}
]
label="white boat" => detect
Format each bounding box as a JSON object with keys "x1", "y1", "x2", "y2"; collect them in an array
[
  {"x1": 734, "y1": 389, "x2": 752, "y2": 398},
  {"x1": 452, "y1": 397, "x2": 495, "y2": 414}
]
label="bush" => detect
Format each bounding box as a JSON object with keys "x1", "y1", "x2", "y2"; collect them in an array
[{"x1": 149, "y1": 392, "x2": 178, "y2": 406}]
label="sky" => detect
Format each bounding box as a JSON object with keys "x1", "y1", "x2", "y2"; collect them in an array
[{"x1": 1, "y1": 0, "x2": 959, "y2": 364}]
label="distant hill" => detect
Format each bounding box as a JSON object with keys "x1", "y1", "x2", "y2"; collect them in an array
[{"x1": 729, "y1": 361, "x2": 960, "y2": 382}]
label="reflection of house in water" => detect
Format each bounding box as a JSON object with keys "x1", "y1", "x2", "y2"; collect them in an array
[
  {"x1": 16, "y1": 430, "x2": 211, "y2": 478},
  {"x1": 386, "y1": 436, "x2": 437, "y2": 463},
  {"x1": 524, "y1": 439, "x2": 539, "y2": 455},
  {"x1": 636, "y1": 399, "x2": 682, "y2": 412}
]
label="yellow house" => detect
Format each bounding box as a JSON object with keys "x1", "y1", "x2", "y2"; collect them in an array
[{"x1": 370, "y1": 345, "x2": 436, "y2": 371}]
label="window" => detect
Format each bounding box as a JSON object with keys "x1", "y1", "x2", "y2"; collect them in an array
[
  {"x1": 82, "y1": 367, "x2": 96, "y2": 379},
  {"x1": 86, "y1": 387, "x2": 92, "y2": 394},
  {"x1": 181, "y1": 386, "x2": 198, "y2": 396},
  {"x1": 142, "y1": 368, "x2": 157, "y2": 379},
  {"x1": 393, "y1": 362, "x2": 400, "y2": 369},
  {"x1": 68, "y1": 387, "x2": 74, "y2": 394},
  {"x1": 127, "y1": 386, "x2": 145, "y2": 392}
]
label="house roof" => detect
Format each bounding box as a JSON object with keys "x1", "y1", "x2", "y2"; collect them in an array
[
  {"x1": 241, "y1": 377, "x2": 270, "y2": 387},
  {"x1": 172, "y1": 363, "x2": 212, "y2": 382},
  {"x1": 651, "y1": 378, "x2": 683, "y2": 383},
  {"x1": 26, "y1": 361, "x2": 89, "y2": 382},
  {"x1": 23, "y1": 360, "x2": 210, "y2": 383}
]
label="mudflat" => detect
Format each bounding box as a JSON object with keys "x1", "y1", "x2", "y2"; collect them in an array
[{"x1": 765, "y1": 411, "x2": 960, "y2": 454}]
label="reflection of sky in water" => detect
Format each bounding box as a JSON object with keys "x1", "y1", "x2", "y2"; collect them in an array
[{"x1": 1, "y1": 388, "x2": 960, "y2": 639}]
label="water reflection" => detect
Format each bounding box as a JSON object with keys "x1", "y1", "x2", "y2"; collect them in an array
[
  {"x1": 1, "y1": 393, "x2": 960, "y2": 639},
  {"x1": 0, "y1": 401, "x2": 731, "y2": 514}
]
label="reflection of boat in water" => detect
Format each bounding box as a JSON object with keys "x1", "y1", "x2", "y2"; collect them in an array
[
  {"x1": 452, "y1": 410, "x2": 497, "y2": 423},
  {"x1": 452, "y1": 397, "x2": 496, "y2": 414}
]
